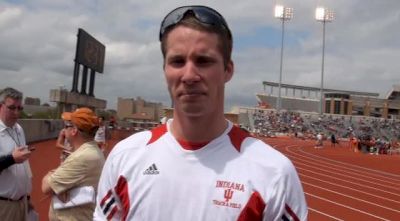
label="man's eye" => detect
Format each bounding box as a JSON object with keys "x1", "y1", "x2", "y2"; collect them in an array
[
  {"x1": 196, "y1": 57, "x2": 214, "y2": 65},
  {"x1": 169, "y1": 58, "x2": 185, "y2": 66}
]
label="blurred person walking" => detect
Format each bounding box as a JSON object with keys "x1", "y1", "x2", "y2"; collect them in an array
[
  {"x1": 330, "y1": 133, "x2": 337, "y2": 147},
  {"x1": 55, "y1": 127, "x2": 73, "y2": 163},
  {"x1": 94, "y1": 116, "x2": 108, "y2": 155}
]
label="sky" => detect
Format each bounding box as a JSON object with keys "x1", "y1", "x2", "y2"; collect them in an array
[{"x1": 1, "y1": 0, "x2": 399, "y2": 111}]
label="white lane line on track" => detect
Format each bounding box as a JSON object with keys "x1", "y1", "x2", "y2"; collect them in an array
[
  {"x1": 268, "y1": 140, "x2": 400, "y2": 180},
  {"x1": 308, "y1": 207, "x2": 344, "y2": 221},
  {"x1": 299, "y1": 173, "x2": 400, "y2": 205},
  {"x1": 296, "y1": 163, "x2": 400, "y2": 198},
  {"x1": 277, "y1": 144, "x2": 400, "y2": 192},
  {"x1": 305, "y1": 192, "x2": 391, "y2": 221},
  {"x1": 274, "y1": 144, "x2": 400, "y2": 188},
  {"x1": 287, "y1": 154, "x2": 400, "y2": 189},
  {"x1": 303, "y1": 181, "x2": 400, "y2": 213},
  {"x1": 278, "y1": 144, "x2": 400, "y2": 182},
  {"x1": 283, "y1": 145, "x2": 400, "y2": 185},
  {"x1": 293, "y1": 146, "x2": 400, "y2": 179}
]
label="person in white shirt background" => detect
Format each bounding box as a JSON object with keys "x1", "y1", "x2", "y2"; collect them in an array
[{"x1": 0, "y1": 87, "x2": 35, "y2": 221}]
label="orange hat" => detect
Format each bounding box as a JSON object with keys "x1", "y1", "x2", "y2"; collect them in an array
[{"x1": 62, "y1": 107, "x2": 99, "y2": 133}]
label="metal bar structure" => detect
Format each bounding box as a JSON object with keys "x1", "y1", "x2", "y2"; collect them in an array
[{"x1": 274, "y1": 5, "x2": 293, "y2": 111}]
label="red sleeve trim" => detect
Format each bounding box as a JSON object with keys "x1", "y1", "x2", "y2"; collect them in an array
[
  {"x1": 285, "y1": 204, "x2": 300, "y2": 221},
  {"x1": 237, "y1": 191, "x2": 266, "y2": 221},
  {"x1": 115, "y1": 176, "x2": 130, "y2": 221},
  {"x1": 147, "y1": 124, "x2": 168, "y2": 145},
  {"x1": 100, "y1": 189, "x2": 113, "y2": 207},
  {"x1": 228, "y1": 126, "x2": 252, "y2": 152},
  {"x1": 107, "y1": 206, "x2": 118, "y2": 221}
]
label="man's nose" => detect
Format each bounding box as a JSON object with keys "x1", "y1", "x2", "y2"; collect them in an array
[{"x1": 181, "y1": 62, "x2": 201, "y2": 84}]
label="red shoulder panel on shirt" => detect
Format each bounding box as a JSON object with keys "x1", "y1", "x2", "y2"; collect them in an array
[
  {"x1": 115, "y1": 176, "x2": 130, "y2": 221},
  {"x1": 147, "y1": 124, "x2": 168, "y2": 145},
  {"x1": 237, "y1": 191, "x2": 266, "y2": 221},
  {"x1": 228, "y1": 126, "x2": 252, "y2": 152}
]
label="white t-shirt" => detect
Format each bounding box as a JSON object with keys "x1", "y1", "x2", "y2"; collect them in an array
[
  {"x1": 0, "y1": 120, "x2": 32, "y2": 200},
  {"x1": 94, "y1": 120, "x2": 307, "y2": 221},
  {"x1": 94, "y1": 125, "x2": 106, "y2": 143}
]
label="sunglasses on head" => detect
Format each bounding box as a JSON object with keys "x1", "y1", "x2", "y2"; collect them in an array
[{"x1": 159, "y1": 5, "x2": 232, "y2": 41}]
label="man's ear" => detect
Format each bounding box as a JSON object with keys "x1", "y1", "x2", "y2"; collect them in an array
[{"x1": 224, "y1": 60, "x2": 234, "y2": 83}]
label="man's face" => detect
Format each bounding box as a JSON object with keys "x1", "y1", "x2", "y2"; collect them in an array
[
  {"x1": 163, "y1": 26, "x2": 233, "y2": 118},
  {"x1": 0, "y1": 97, "x2": 23, "y2": 127},
  {"x1": 63, "y1": 121, "x2": 76, "y2": 143}
]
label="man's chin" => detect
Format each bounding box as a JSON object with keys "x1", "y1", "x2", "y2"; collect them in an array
[
  {"x1": 179, "y1": 105, "x2": 206, "y2": 117},
  {"x1": 7, "y1": 119, "x2": 18, "y2": 127}
]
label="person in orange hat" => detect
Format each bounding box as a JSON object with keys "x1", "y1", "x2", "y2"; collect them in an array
[{"x1": 41, "y1": 107, "x2": 105, "y2": 221}]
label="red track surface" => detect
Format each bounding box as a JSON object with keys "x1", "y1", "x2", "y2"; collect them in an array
[
  {"x1": 265, "y1": 137, "x2": 400, "y2": 221},
  {"x1": 29, "y1": 135, "x2": 400, "y2": 221}
]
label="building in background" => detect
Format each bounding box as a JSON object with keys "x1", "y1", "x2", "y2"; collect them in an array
[
  {"x1": 117, "y1": 97, "x2": 163, "y2": 129},
  {"x1": 24, "y1": 97, "x2": 41, "y2": 105},
  {"x1": 257, "y1": 81, "x2": 400, "y2": 119}
]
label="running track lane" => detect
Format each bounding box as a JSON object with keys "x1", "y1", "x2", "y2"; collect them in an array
[
  {"x1": 265, "y1": 137, "x2": 400, "y2": 221},
  {"x1": 29, "y1": 136, "x2": 400, "y2": 221}
]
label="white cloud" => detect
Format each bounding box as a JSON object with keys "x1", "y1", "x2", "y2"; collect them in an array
[{"x1": 0, "y1": 0, "x2": 399, "y2": 111}]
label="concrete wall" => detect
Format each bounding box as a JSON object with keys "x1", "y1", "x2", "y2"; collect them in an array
[{"x1": 18, "y1": 119, "x2": 63, "y2": 143}]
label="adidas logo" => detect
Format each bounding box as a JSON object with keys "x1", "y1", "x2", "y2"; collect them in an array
[{"x1": 143, "y1": 163, "x2": 160, "y2": 175}]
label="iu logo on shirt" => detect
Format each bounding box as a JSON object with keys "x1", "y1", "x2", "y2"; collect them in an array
[
  {"x1": 212, "y1": 180, "x2": 244, "y2": 209},
  {"x1": 224, "y1": 189, "x2": 234, "y2": 202}
]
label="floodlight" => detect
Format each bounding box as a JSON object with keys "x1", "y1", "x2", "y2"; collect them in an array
[
  {"x1": 274, "y1": 5, "x2": 293, "y2": 111},
  {"x1": 315, "y1": 7, "x2": 335, "y2": 114},
  {"x1": 275, "y1": 5, "x2": 284, "y2": 18},
  {"x1": 316, "y1": 7, "x2": 334, "y2": 22},
  {"x1": 275, "y1": 5, "x2": 293, "y2": 20}
]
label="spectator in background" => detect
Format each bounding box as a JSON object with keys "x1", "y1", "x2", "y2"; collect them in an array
[
  {"x1": 315, "y1": 133, "x2": 323, "y2": 148},
  {"x1": 108, "y1": 115, "x2": 116, "y2": 129},
  {"x1": 0, "y1": 87, "x2": 35, "y2": 221},
  {"x1": 55, "y1": 127, "x2": 73, "y2": 163},
  {"x1": 331, "y1": 133, "x2": 337, "y2": 147},
  {"x1": 42, "y1": 107, "x2": 105, "y2": 221},
  {"x1": 94, "y1": 116, "x2": 107, "y2": 154},
  {"x1": 352, "y1": 136, "x2": 359, "y2": 152}
]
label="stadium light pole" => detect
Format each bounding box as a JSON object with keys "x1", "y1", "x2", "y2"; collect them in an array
[
  {"x1": 274, "y1": 5, "x2": 293, "y2": 112},
  {"x1": 315, "y1": 7, "x2": 334, "y2": 115}
]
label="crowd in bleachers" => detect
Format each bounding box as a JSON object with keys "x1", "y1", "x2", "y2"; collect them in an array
[{"x1": 248, "y1": 109, "x2": 400, "y2": 154}]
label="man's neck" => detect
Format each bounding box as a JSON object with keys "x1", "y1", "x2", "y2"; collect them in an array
[
  {"x1": 0, "y1": 118, "x2": 14, "y2": 128},
  {"x1": 71, "y1": 139, "x2": 92, "y2": 151},
  {"x1": 170, "y1": 113, "x2": 228, "y2": 143}
]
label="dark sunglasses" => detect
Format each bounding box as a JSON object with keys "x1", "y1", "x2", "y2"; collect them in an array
[
  {"x1": 4, "y1": 104, "x2": 24, "y2": 111},
  {"x1": 64, "y1": 124, "x2": 74, "y2": 129},
  {"x1": 159, "y1": 5, "x2": 232, "y2": 41}
]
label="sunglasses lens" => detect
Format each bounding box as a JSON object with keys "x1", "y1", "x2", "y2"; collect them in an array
[
  {"x1": 6, "y1": 105, "x2": 23, "y2": 111},
  {"x1": 193, "y1": 7, "x2": 226, "y2": 26},
  {"x1": 159, "y1": 6, "x2": 231, "y2": 41}
]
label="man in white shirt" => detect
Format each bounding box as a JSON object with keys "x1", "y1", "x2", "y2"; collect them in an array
[
  {"x1": 0, "y1": 87, "x2": 34, "y2": 221},
  {"x1": 94, "y1": 5, "x2": 307, "y2": 220}
]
